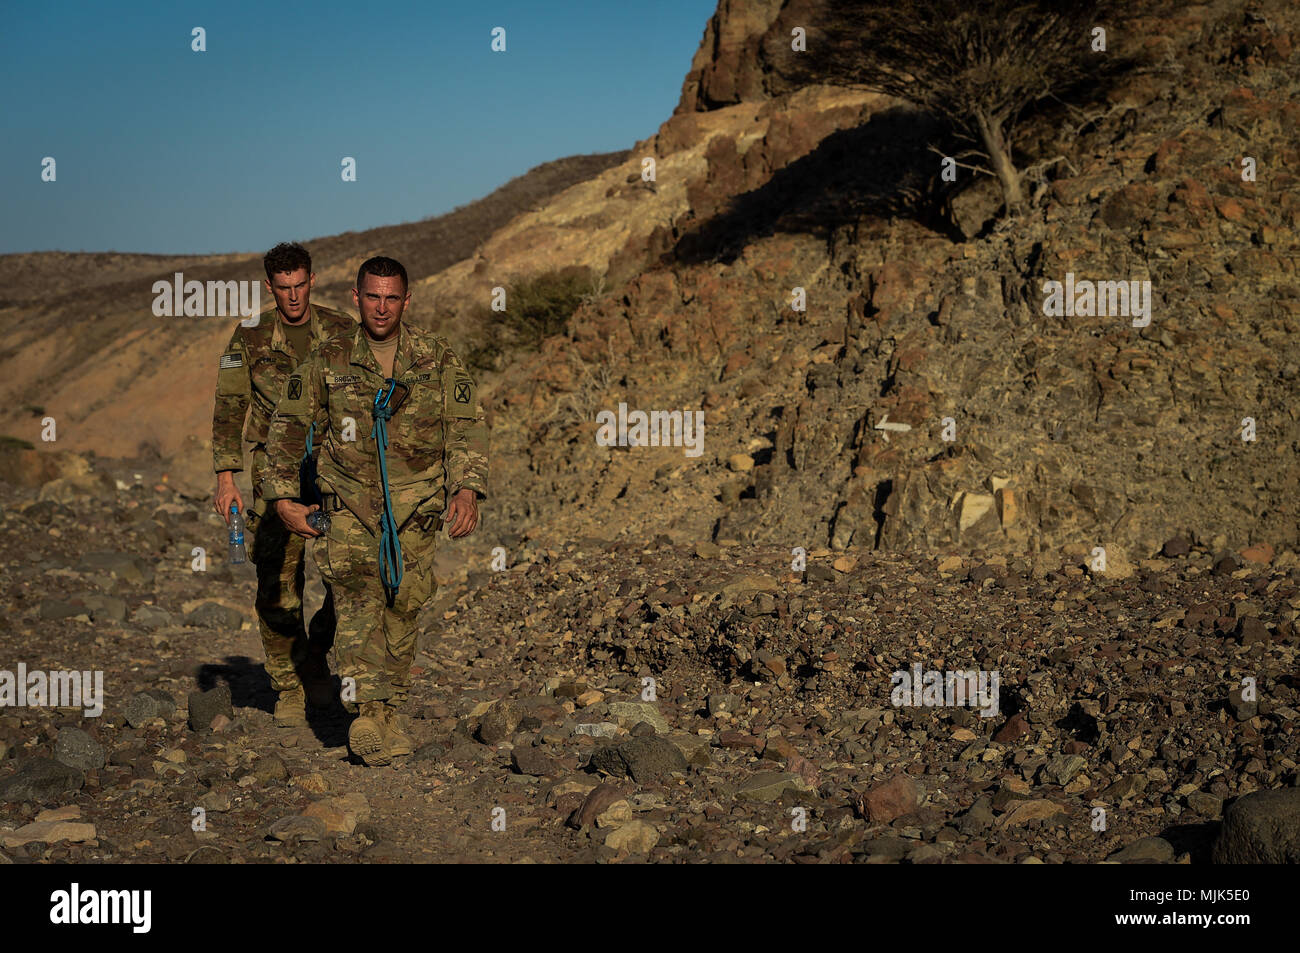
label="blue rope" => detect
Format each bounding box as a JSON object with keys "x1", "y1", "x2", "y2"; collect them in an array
[
  {"x1": 371, "y1": 380, "x2": 403, "y2": 603},
  {"x1": 299, "y1": 420, "x2": 321, "y2": 508}
]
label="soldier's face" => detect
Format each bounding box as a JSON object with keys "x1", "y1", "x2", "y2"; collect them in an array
[
  {"x1": 354, "y1": 274, "x2": 409, "y2": 342},
  {"x1": 265, "y1": 267, "x2": 315, "y2": 323}
]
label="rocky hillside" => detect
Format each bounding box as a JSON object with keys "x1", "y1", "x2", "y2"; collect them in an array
[
  {"x1": 8, "y1": 2, "x2": 1291, "y2": 572},
  {"x1": 1, "y1": 0, "x2": 1299, "y2": 870},
  {"x1": 0, "y1": 151, "x2": 627, "y2": 477},
  {"x1": 488, "y1": 0, "x2": 1300, "y2": 569}
]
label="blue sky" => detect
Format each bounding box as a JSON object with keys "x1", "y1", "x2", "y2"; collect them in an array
[{"x1": 0, "y1": 0, "x2": 715, "y2": 255}]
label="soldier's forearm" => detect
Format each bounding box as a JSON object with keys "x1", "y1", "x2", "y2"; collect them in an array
[
  {"x1": 447, "y1": 469, "x2": 488, "y2": 498},
  {"x1": 212, "y1": 454, "x2": 244, "y2": 474},
  {"x1": 212, "y1": 394, "x2": 251, "y2": 472},
  {"x1": 259, "y1": 428, "x2": 301, "y2": 500},
  {"x1": 212, "y1": 427, "x2": 245, "y2": 472}
]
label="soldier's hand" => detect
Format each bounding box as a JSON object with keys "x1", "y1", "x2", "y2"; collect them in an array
[
  {"x1": 274, "y1": 499, "x2": 323, "y2": 539},
  {"x1": 445, "y1": 488, "x2": 479, "y2": 538},
  {"x1": 214, "y1": 471, "x2": 244, "y2": 525}
]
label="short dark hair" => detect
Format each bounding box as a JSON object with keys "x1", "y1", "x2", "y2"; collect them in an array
[
  {"x1": 357, "y1": 256, "x2": 408, "y2": 293},
  {"x1": 264, "y1": 242, "x2": 312, "y2": 279}
]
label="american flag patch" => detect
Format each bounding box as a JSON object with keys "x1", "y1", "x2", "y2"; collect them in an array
[{"x1": 219, "y1": 353, "x2": 243, "y2": 369}]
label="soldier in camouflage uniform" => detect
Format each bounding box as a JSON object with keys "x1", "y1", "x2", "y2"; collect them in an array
[
  {"x1": 212, "y1": 242, "x2": 356, "y2": 727},
  {"x1": 263, "y1": 256, "x2": 488, "y2": 765}
]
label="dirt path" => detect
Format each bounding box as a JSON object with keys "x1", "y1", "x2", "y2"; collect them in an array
[{"x1": 1, "y1": 474, "x2": 1297, "y2": 864}]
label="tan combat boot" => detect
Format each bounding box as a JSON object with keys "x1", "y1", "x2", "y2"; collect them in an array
[
  {"x1": 348, "y1": 701, "x2": 390, "y2": 766},
  {"x1": 273, "y1": 686, "x2": 309, "y2": 728},
  {"x1": 381, "y1": 704, "x2": 414, "y2": 759}
]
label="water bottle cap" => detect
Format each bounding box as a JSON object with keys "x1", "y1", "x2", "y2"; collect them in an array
[{"x1": 230, "y1": 503, "x2": 239, "y2": 513}]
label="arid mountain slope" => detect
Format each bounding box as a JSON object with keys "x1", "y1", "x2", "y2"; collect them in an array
[
  {"x1": 2, "y1": 0, "x2": 1298, "y2": 569},
  {"x1": 489, "y1": 0, "x2": 1300, "y2": 563},
  {"x1": 0, "y1": 151, "x2": 627, "y2": 468}
]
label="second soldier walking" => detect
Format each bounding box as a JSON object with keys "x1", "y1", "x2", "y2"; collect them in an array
[{"x1": 212, "y1": 242, "x2": 355, "y2": 727}]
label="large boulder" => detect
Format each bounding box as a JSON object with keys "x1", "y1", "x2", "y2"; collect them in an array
[
  {"x1": 1212, "y1": 788, "x2": 1300, "y2": 864},
  {"x1": 0, "y1": 757, "x2": 85, "y2": 803}
]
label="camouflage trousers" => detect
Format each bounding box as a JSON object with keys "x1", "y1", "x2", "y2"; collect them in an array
[
  {"x1": 248, "y1": 486, "x2": 336, "y2": 694},
  {"x1": 315, "y1": 501, "x2": 440, "y2": 707}
]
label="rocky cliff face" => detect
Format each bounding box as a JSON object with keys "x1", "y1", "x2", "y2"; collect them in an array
[
  {"x1": 673, "y1": 0, "x2": 786, "y2": 112},
  {"x1": 491, "y1": 0, "x2": 1300, "y2": 568}
]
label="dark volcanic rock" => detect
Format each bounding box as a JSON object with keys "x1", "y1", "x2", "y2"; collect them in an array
[
  {"x1": 1212, "y1": 789, "x2": 1300, "y2": 864},
  {"x1": 1235, "y1": 617, "x2": 1269, "y2": 646},
  {"x1": 53, "y1": 727, "x2": 106, "y2": 771},
  {"x1": 477, "y1": 702, "x2": 520, "y2": 745},
  {"x1": 188, "y1": 685, "x2": 234, "y2": 731},
  {"x1": 183, "y1": 602, "x2": 246, "y2": 629},
  {"x1": 512, "y1": 746, "x2": 562, "y2": 777},
  {"x1": 0, "y1": 757, "x2": 85, "y2": 802},
  {"x1": 1228, "y1": 686, "x2": 1258, "y2": 722},
  {"x1": 123, "y1": 689, "x2": 177, "y2": 727},
  {"x1": 1107, "y1": 836, "x2": 1175, "y2": 864},
  {"x1": 589, "y1": 735, "x2": 688, "y2": 783}
]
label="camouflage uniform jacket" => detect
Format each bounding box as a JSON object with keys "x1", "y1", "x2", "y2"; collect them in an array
[
  {"x1": 212, "y1": 303, "x2": 356, "y2": 473},
  {"x1": 261, "y1": 323, "x2": 489, "y2": 535}
]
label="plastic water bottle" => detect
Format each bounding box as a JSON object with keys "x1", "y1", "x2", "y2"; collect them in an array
[{"x1": 229, "y1": 504, "x2": 247, "y2": 564}]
